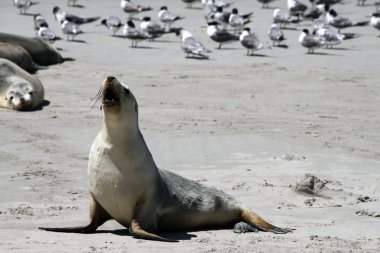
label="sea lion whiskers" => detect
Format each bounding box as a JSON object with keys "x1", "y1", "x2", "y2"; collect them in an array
[{"x1": 88, "y1": 87, "x2": 103, "y2": 113}]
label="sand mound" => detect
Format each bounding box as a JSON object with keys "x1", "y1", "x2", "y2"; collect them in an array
[{"x1": 286, "y1": 174, "x2": 376, "y2": 207}]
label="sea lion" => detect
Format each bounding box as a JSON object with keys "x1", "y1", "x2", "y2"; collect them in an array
[
  {"x1": 0, "y1": 58, "x2": 44, "y2": 111},
  {"x1": 0, "y1": 42, "x2": 38, "y2": 73},
  {"x1": 0, "y1": 32, "x2": 69, "y2": 66},
  {"x1": 39, "y1": 76, "x2": 292, "y2": 241}
]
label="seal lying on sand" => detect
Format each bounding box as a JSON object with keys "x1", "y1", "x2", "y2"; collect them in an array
[
  {"x1": 0, "y1": 32, "x2": 71, "y2": 66},
  {"x1": 0, "y1": 42, "x2": 38, "y2": 73},
  {"x1": 0, "y1": 58, "x2": 44, "y2": 111},
  {"x1": 39, "y1": 77, "x2": 292, "y2": 241}
]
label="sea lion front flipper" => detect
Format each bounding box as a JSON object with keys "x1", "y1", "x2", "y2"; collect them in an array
[
  {"x1": 129, "y1": 219, "x2": 177, "y2": 242},
  {"x1": 39, "y1": 196, "x2": 111, "y2": 233}
]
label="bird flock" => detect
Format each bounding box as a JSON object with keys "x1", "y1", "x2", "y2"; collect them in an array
[{"x1": 11, "y1": 0, "x2": 380, "y2": 58}]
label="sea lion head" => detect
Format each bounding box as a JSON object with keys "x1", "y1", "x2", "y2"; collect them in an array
[
  {"x1": 5, "y1": 80, "x2": 36, "y2": 111},
  {"x1": 100, "y1": 76, "x2": 139, "y2": 130}
]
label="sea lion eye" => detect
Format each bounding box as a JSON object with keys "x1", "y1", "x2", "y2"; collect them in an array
[{"x1": 29, "y1": 91, "x2": 33, "y2": 95}]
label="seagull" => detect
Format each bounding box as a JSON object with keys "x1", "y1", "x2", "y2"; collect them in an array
[
  {"x1": 37, "y1": 26, "x2": 61, "y2": 42},
  {"x1": 287, "y1": 0, "x2": 308, "y2": 20},
  {"x1": 228, "y1": 8, "x2": 253, "y2": 33},
  {"x1": 182, "y1": 0, "x2": 200, "y2": 8},
  {"x1": 240, "y1": 27, "x2": 265, "y2": 56},
  {"x1": 257, "y1": 0, "x2": 276, "y2": 8},
  {"x1": 14, "y1": 0, "x2": 37, "y2": 15},
  {"x1": 303, "y1": 0, "x2": 325, "y2": 20},
  {"x1": 101, "y1": 16, "x2": 123, "y2": 36},
  {"x1": 123, "y1": 20, "x2": 152, "y2": 47},
  {"x1": 140, "y1": 16, "x2": 167, "y2": 39},
  {"x1": 67, "y1": 0, "x2": 79, "y2": 7},
  {"x1": 273, "y1": 8, "x2": 298, "y2": 28},
  {"x1": 357, "y1": 0, "x2": 366, "y2": 6},
  {"x1": 158, "y1": 6, "x2": 184, "y2": 30},
  {"x1": 207, "y1": 21, "x2": 239, "y2": 49},
  {"x1": 314, "y1": 27, "x2": 344, "y2": 48},
  {"x1": 370, "y1": 12, "x2": 380, "y2": 36},
  {"x1": 120, "y1": 0, "x2": 152, "y2": 18},
  {"x1": 211, "y1": 6, "x2": 230, "y2": 26},
  {"x1": 268, "y1": 23, "x2": 286, "y2": 46},
  {"x1": 53, "y1": 6, "x2": 100, "y2": 25},
  {"x1": 202, "y1": 0, "x2": 231, "y2": 19},
  {"x1": 326, "y1": 9, "x2": 369, "y2": 32},
  {"x1": 33, "y1": 14, "x2": 49, "y2": 33},
  {"x1": 176, "y1": 29, "x2": 211, "y2": 58},
  {"x1": 61, "y1": 19, "x2": 83, "y2": 41},
  {"x1": 298, "y1": 29, "x2": 325, "y2": 53}
]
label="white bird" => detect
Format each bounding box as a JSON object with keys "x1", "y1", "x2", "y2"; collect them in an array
[
  {"x1": 53, "y1": 6, "x2": 100, "y2": 25},
  {"x1": 298, "y1": 29, "x2": 325, "y2": 53},
  {"x1": 182, "y1": 0, "x2": 200, "y2": 8},
  {"x1": 326, "y1": 9, "x2": 369, "y2": 32},
  {"x1": 37, "y1": 26, "x2": 60, "y2": 42},
  {"x1": 314, "y1": 27, "x2": 344, "y2": 48},
  {"x1": 61, "y1": 19, "x2": 82, "y2": 41},
  {"x1": 228, "y1": 8, "x2": 253, "y2": 33},
  {"x1": 268, "y1": 23, "x2": 286, "y2": 46},
  {"x1": 202, "y1": 0, "x2": 231, "y2": 19},
  {"x1": 303, "y1": 0, "x2": 325, "y2": 20},
  {"x1": 120, "y1": 0, "x2": 152, "y2": 18},
  {"x1": 240, "y1": 27, "x2": 265, "y2": 56},
  {"x1": 273, "y1": 8, "x2": 297, "y2": 28},
  {"x1": 207, "y1": 21, "x2": 239, "y2": 49},
  {"x1": 14, "y1": 0, "x2": 36, "y2": 14},
  {"x1": 101, "y1": 16, "x2": 123, "y2": 36},
  {"x1": 287, "y1": 0, "x2": 307, "y2": 20},
  {"x1": 140, "y1": 17, "x2": 166, "y2": 39},
  {"x1": 158, "y1": 6, "x2": 184, "y2": 30},
  {"x1": 67, "y1": 0, "x2": 79, "y2": 7},
  {"x1": 176, "y1": 29, "x2": 211, "y2": 58},
  {"x1": 123, "y1": 20, "x2": 152, "y2": 47},
  {"x1": 370, "y1": 12, "x2": 380, "y2": 36},
  {"x1": 33, "y1": 14, "x2": 49, "y2": 32},
  {"x1": 257, "y1": 0, "x2": 276, "y2": 9}
]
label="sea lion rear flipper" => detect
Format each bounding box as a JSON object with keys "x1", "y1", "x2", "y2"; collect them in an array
[
  {"x1": 129, "y1": 219, "x2": 177, "y2": 242},
  {"x1": 39, "y1": 196, "x2": 111, "y2": 234},
  {"x1": 240, "y1": 208, "x2": 293, "y2": 234}
]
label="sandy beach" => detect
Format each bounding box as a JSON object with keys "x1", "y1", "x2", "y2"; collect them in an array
[{"x1": 0, "y1": 0, "x2": 379, "y2": 252}]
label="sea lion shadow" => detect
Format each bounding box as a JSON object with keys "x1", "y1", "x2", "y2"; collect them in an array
[{"x1": 96, "y1": 229, "x2": 197, "y2": 241}]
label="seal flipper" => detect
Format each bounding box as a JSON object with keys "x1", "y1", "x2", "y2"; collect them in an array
[
  {"x1": 240, "y1": 208, "x2": 293, "y2": 234},
  {"x1": 129, "y1": 219, "x2": 177, "y2": 242},
  {"x1": 39, "y1": 196, "x2": 111, "y2": 233}
]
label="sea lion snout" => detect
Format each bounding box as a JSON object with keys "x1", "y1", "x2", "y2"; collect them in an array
[
  {"x1": 102, "y1": 76, "x2": 120, "y2": 106},
  {"x1": 107, "y1": 76, "x2": 116, "y2": 82}
]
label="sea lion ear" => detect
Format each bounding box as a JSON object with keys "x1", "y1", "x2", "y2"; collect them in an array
[{"x1": 135, "y1": 103, "x2": 138, "y2": 112}]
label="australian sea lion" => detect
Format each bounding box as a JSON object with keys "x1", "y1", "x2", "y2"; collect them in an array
[
  {"x1": 0, "y1": 42, "x2": 38, "y2": 73},
  {"x1": 0, "y1": 58, "x2": 44, "y2": 111},
  {"x1": 0, "y1": 32, "x2": 70, "y2": 66},
  {"x1": 39, "y1": 76, "x2": 292, "y2": 241}
]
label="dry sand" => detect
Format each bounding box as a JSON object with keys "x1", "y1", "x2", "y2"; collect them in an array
[{"x1": 0, "y1": 0, "x2": 380, "y2": 252}]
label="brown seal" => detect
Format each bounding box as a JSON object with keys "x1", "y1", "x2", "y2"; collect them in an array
[
  {"x1": 0, "y1": 42, "x2": 38, "y2": 73},
  {"x1": 39, "y1": 76, "x2": 292, "y2": 241},
  {"x1": 0, "y1": 32, "x2": 72, "y2": 66}
]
